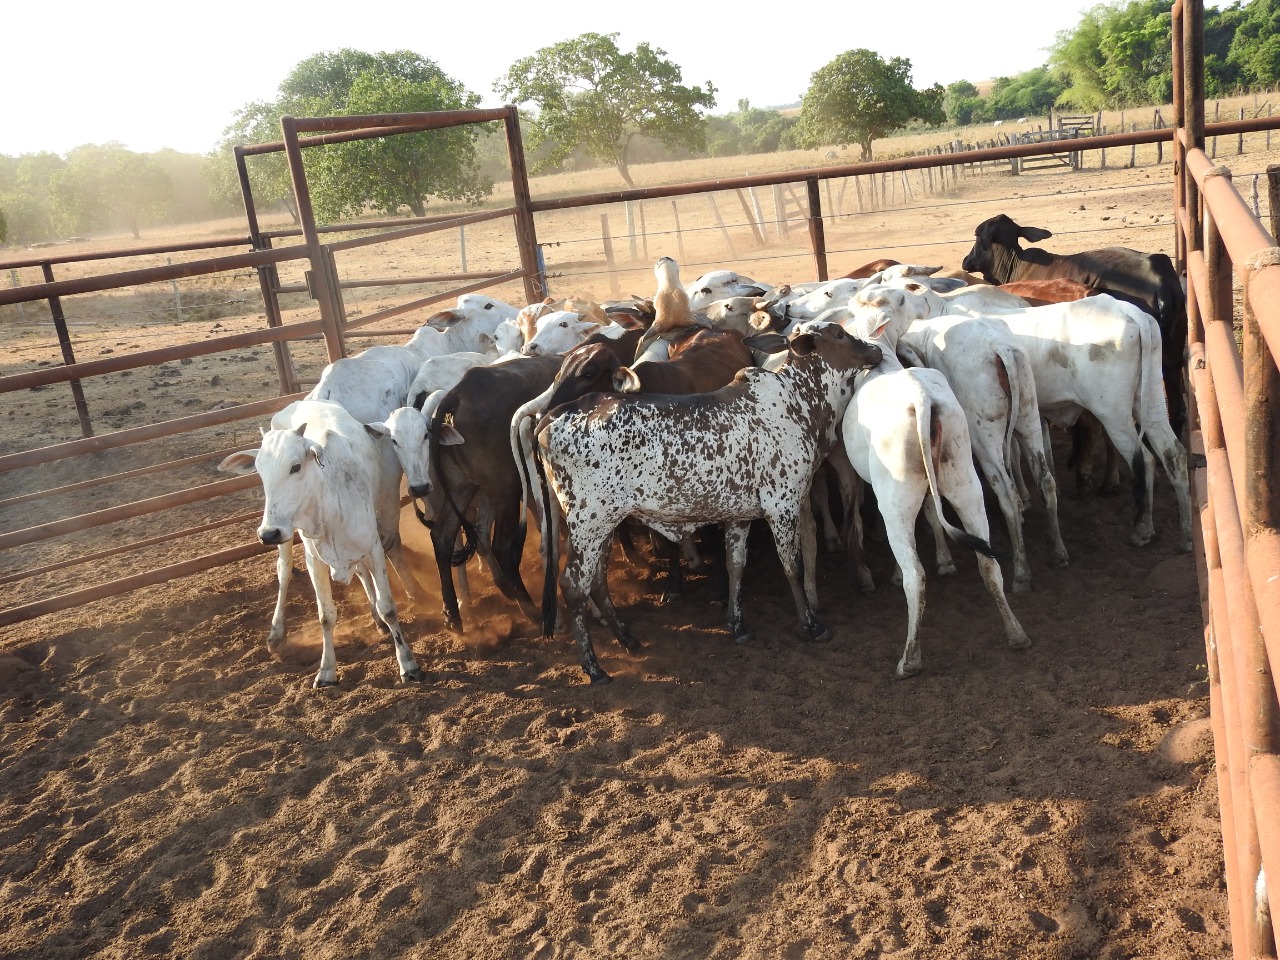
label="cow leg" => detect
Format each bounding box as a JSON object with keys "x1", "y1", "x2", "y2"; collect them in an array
[
  {"x1": 560, "y1": 529, "x2": 613, "y2": 683},
  {"x1": 799, "y1": 505, "x2": 820, "y2": 611},
  {"x1": 723, "y1": 521, "x2": 752, "y2": 644},
  {"x1": 267, "y1": 542, "x2": 294, "y2": 653},
  {"x1": 971, "y1": 429, "x2": 1032, "y2": 593},
  {"x1": 431, "y1": 504, "x2": 467, "y2": 632},
  {"x1": 651, "y1": 532, "x2": 684, "y2": 603},
  {"x1": 920, "y1": 498, "x2": 958, "y2": 578},
  {"x1": 585, "y1": 543, "x2": 642, "y2": 654},
  {"x1": 367, "y1": 544, "x2": 427, "y2": 683},
  {"x1": 680, "y1": 534, "x2": 706, "y2": 572},
  {"x1": 354, "y1": 568, "x2": 391, "y2": 635},
  {"x1": 302, "y1": 540, "x2": 341, "y2": 688},
  {"x1": 1143, "y1": 422, "x2": 1194, "y2": 553},
  {"x1": 875, "y1": 483, "x2": 929, "y2": 679},
  {"x1": 489, "y1": 499, "x2": 539, "y2": 624},
  {"x1": 772, "y1": 512, "x2": 829, "y2": 644},
  {"x1": 809, "y1": 465, "x2": 842, "y2": 553},
  {"x1": 1095, "y1": 417, "x2": 1157, "y2": 546},
  {"x1": 832, "y1": 456, "x2": 875, "y2": 592},
  {"x1": 1017, "y1": 434, "x2": 1070, "y2": 567},
  {"x1": 938, "y1": 465, "x2": 1030, "y2": 653}
]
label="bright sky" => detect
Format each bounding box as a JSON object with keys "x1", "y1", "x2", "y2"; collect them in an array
[{"x1": 4, "y1": 0, "x2": 1159, "y2": 158}]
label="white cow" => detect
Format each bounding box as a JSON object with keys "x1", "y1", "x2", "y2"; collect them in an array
[
  {"x1": 685, "y1": 269, "x2": 773, "y2": 311},
  {"x1": 520, "y1": 310, "x2": 603, "y2": 357},
  {"x1": 885, "y1": 281, "x2": 1193, "y2": 552},
  {"x1": 825, "y1": 310, "x2": 1031, "y2": 679},
  {"x1": 405, "y1": 352, "x2": 492, "y2": 412},
  {"x1": 852, "y1": 284, "x2": 1069, "y2": 591},
  {"x1": 219, "y1": 400, "x2": 427, "y2": 688},
  {"x1": 404, "y1": 293, "x2": 521, "y2": 360}
]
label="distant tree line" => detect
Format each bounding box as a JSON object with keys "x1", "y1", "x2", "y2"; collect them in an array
[{"x1": 2, "y1": 0, "x2": 1276, "y2": 247}]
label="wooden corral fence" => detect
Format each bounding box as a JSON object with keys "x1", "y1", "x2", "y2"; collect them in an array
[{"x1": 1172, "y1": 2, "x2": 1280, "y2": 958}]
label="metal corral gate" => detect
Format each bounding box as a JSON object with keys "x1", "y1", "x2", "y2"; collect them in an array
[{"x1": 1172, "y1": 2, "x2": 1280, "y2": 958}]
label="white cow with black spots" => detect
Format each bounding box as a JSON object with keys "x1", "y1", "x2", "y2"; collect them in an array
[{"x1": 534, "y1": 324, "x2": 883, "y2": 683}]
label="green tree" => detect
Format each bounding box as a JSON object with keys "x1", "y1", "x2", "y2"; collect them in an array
[
  {"x1": 207, "y1": 101, "x2": 300, "y2": 224},
  {"x1": 0, "y1": 152, "x2": 64, "y2": 245},
  {"x1": 49, "y1": 143, "x2": 171, "y2": 239},
  {"x1": 944, "y1": 80, "x2": 984, "y2": 125},
  {"x1": 494, "y1": 32, "x2": 717, "y2": 187},
  {"x1": 1227, "y1": 0, "x2": 1280, "y2": 88},
  {"x1": 212, "y1": 50, "x2": 489, "y2": 225},
  {"x1": 986, "y1": 68, "x2": 1066, "y2": 118},
  {"x1": 796, "y1": 49, "x2": 944, "y2": 161}
]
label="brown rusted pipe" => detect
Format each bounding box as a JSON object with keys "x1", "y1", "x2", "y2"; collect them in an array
[
  {"x1": 0, "y1": 444, "x2": 251, "y2": 510},
  {"x1": 0, "y1": 511, "x2": 260, "y2": 587},
  {"x1": 0, "y1": 541, "x2": 274, "y2": 630},
  {"x1": 0, "y1": 236, "x2": 251, "y2": 271},
  {"x1": 1249, "y1": 754, "x2": 1280, "y2": 949},
  {"x1": 324, "y1": 207, "x2": 518, "y2": 254},
  {"x1": 0, "y1": 475, "x2": 260, "y2": 551},
  {"x1": 0, "y1": 242, "x2": 306, "y2": 307},
  {"x1": 292, "y1": 108, "x2": 509, "y2": 134},
  {"x1": 0, "y1": 392, "x2": 304, "y2": 474},
  {"x1": 0, "y1": 320, "x2": 322, "y2": 394}
]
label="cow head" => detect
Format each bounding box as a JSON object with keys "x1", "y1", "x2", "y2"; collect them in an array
[
  {"x1": 545, "y1": 343, "x2": 621, "y2": 411},
  {"x1": 961, "y1": 214, "x2": 1054, "y2": 279},
  {"x1": 685, "y1": 267, "x2": 770, "y2": 312},
  {"x1": 366, "y1": 407, "x2": 436, "y2": 499},
  {"x1": 218, "y1": 423, "x2": 324, "y2": 546}
]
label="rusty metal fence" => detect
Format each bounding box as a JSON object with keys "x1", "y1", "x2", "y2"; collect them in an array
[{"x1": 1172, "y1": 2, "x2": 1280, "y2": 958}]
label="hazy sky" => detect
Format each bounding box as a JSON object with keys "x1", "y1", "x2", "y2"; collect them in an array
[{"x1": 5, "y1": 0, "x2": 1146, "y2": 157}]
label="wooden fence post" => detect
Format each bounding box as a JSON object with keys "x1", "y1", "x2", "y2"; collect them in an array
[
  {"x1": 735, "y1": 189, "x2": 764, "y2": 246},
  {"x1": 748, "y1": 187, "x2": 766, "y2": 242},
  {"x1": 1267, "y1": 166, "x2": 1280, "y2": 245},
  {"x1": 706, "y1": 195, "x2": 737, "y2": 259},
  {"x1": 805, "y1": 178, "x2": 828, "y2": 281},
  {"x1": 1239, "y1": 108, "x2": 1246, "y2": 155},
  {"x1": 771, "y1": 186, "x2": 787, "y2": 240},
  {"x1": 624, "y1": 201, "x2": 637, "y2": 261},
  {"x1": 671, "y1": 200, "x2": 687, "y2": 265},
  {"x1": 637, "y1": 201, "x2": 649, "y2": 261},
  {"x1": 600, "y1": 214, "x2": 620, "y2": 297},
  {"x1": 458, "y1": 225, "x2": 468, "y2": 273}
]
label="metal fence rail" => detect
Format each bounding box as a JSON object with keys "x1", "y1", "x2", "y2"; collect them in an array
[{"x1": 1173, "y1": 2, "x2": 1280, "y2": 958}]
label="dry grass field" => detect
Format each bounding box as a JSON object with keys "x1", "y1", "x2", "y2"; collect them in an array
[{"x1": 1, "y1": 110, "x2": 1275, "y2": 958}]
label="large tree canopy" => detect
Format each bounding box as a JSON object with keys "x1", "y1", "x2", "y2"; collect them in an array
[
  {"x1": 493, "y1": 32, "x2": 717, "y2": 188},
  {"x1": 797, "y1": 49, "x2": 944, "y2": 161},
  {"x1": 211, "y1": 49, "x2": 491, "y2": 224},
  {"x1": 50, "y1": 143, "x2": 172, "y2": 240}
]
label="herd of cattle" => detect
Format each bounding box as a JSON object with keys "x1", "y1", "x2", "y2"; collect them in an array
[{"x1": 218, "y1": 213, "x2": 1193, "y2": 687}]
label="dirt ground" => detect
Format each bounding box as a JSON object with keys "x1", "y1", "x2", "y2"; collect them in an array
[{"x1": 0, "y1": 150, "x2": 1242, "y2": 959}]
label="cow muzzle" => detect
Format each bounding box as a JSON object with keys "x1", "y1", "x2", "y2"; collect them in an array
[
  {"x1": 258, "y1": 526, "x2": 289, "y2": 546},
  {"x1": 409, "y1": 482, "x2": 432, "y2": 498}
]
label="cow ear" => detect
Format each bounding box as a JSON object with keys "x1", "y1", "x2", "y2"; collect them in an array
[
  {"x1": 294, "y1": 423, "x2": 307, "y2": 437},
  {"x1": 365, "y1": 422, "x2": 389, "y2": 440},
  {"x1": 439, "y1": 424, "x2": 466, "y2": 445},
  {"x1": 789, "y1": 332, "x2": 818, "y2": 356},
  {"x1": 306, "y1": 440, "x2": 325, "y2": 467},
  {"x1": 613, "y1": 367, "x2": 643, "y2": 393},
  {"x1": 742, "y1": 331, "x2": 788, "y2": 354},
  {"x1": 1021, "y1": 225, "x2": 1052, "y2": 242},
  {"x1": 218, "y1": 450, "x2": 259, "y2": 475},
  {"x1": 869, "y1": 314, "x2": 895, "y2": 341}
]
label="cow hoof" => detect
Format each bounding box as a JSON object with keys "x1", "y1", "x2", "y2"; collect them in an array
[
  {"x1": 444, "y1": 613, "x2": 463, "y2": 632},
  {"x1": 659, "y1": 590, "x2": 680, "y2": 605},
  {"x1": 586, "y1": 668, "x2": 613, "y2": 684},
  {"x1": 1008, "y1": 635, "x2": 1032, "y2": 651},
  {"x1": 313, "y1": 677, "x2": 339, "y2": 689},
  {"x1": 1052, "y1": 550, "x2": 1070, "y2": 568},
  {"x1": 618, "y1": 633, "x2": 644, "y2": 654},
  {"x1": 731, "y1": 624, "x2": 751, "y2": 645},
  {"x1": 937, "y1": 561, "x2": 958, "y2": 577},
  {"x1": 1128, "y1": 530, "x2": 1154, "y2": 548},
  {"x1": 894, "y1": 662, "x2": 923, "y2": 680},
  {"x1": 1011, "y1": 578, "x2": 1032, "y2": 594},
  {"x1": 401, "y1": 668, "x2": 428, "y2": 683},
  {"x1": 804, "y1": 622, "x2": 832, "y2": 644}
]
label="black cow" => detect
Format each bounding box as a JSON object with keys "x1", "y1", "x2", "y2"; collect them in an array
[{"x1": 961, "y1": 213, "x2": 1188, "y2": 437}]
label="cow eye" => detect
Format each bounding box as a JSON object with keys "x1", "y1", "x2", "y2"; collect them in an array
[
  {"x1": 559, "y1": 321, "x2": 568, "y2": 328},
  {"x1": 289, "y1": 463, "x2": 301, "y2": 475},
  {"x1": 483, "y1": 302, "x2": 494, "y2": 310}
]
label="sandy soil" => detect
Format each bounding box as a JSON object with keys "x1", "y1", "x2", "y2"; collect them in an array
[{"x1": 0, "y1": 150, "x2": 1238, "y2": 959}]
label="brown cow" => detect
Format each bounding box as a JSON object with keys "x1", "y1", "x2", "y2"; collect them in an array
[{"x1": 997, "y1": 277, "x2": 1099, "y2": 307}]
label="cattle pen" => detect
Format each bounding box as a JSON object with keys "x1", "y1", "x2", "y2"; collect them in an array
[{"x1": 0, "y1": 1, "x2": 1278, "y2": 956}]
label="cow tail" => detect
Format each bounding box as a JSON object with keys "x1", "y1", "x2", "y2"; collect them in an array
[
  {"x1": 995, "y1": 345, "x2": 1019, "y2": 478},
  {"x1": 429, "y1": 393, "x2": 479, "y2": 567},
  {"x1": 536, "y1": 437, "x2": 559, "y2": 638},
  {"x1": 914, "y1": 395, "x2": 1002, "y2": 561}
]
